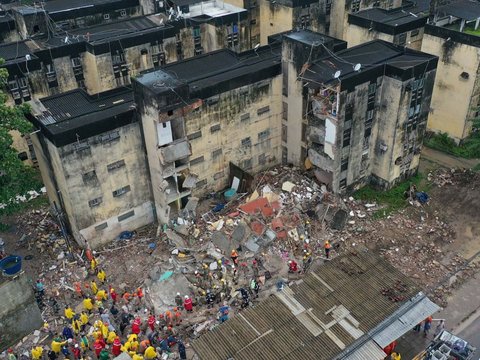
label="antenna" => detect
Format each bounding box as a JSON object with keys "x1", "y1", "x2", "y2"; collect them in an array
[
  {"x1": 334, "y1": 70, "x2": 341, "y2": 79},
  {"x1": 353, "y1": 63, "x2": 361, "y2": 72}
]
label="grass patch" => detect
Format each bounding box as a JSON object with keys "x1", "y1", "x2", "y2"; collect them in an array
[
  {"x1": 425, "y1": 132, "x2": 480, "y2": 159},
  {"x1": 354, "y1": 173, "x2": 427, "y2": 218}
]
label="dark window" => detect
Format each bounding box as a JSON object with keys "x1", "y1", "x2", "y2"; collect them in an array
[
  {"x1": 187, "y1": 131, "x2": 202, "y2": 140},
  {"x1": 82, "y1": 170, "x2": 97, "y2": 183},
  {"x1": 410, "y1": 29, "x2": 420, "y2": 37},
  {"x1": 243, "y1": 158, "x2": 252, "y2": 170},
  {"x1": 118, "y1": 210, "x2": 135, "y2": 222},
  {"x1": 341, "y1": 158, "x2": 349, "y2": 172},
  {"x1": 112, "y1": 185, "x2": 131, "y2": 197},
  {"x1": 88, "y1": 197, "x2": 102, "y2": 208},
  {"x1": 257, "y1": 106, "x2": 270, "y2": 116},
  {"x1": 212, "y1": 148, "x2": 222, "y2": 158},
  {"x1": 282, "y1": 62, "x2": 288, "y2": 96},
  {"x1": 241, "y1": 137, "x2": 252, "y2": 147},
  {"x1": 343, "y1": 128, "x2": 351, "y2": 147},
  {"x1": 100, "y1": 131, "x2": 120, "y2": 143},
  {"x1": 364, "y1": 127, "x2": 372, "y2": 137},
  {"x1": 300, "y1": 14, "x2": 310, "y2": 28},
  {"x1": 190, "y1": 156, "x2": 204, "y2": 166},
  {"x1": 282, "y1": 124, "x2": 288, "y2": 142},
  {"x1": 240, "y1": 113, "x2": 250, "y2": 122},
  {"x1": 340, "y1": 178, "x2": 347, "y2": 189},
  {"x1": 282, "y1": 101, "x2": 288, "y2": 120},
  {"x1": 301, "y1": 123, "x2": 307, "y2": 142},
  {"x1": 368, "y1": 83, "x2": 376, "y2": 95},
  {"x1": 18, "y1": 152, "x2": 28, "y2": 161},
  {"x1": 74, "y1": 141, "x2": 90, "y2": 152},
  {"x1": 107, "y1": 159, "x2": 126, "y2": 172},
  {"x1": 210, "y1": 124, "x2": 221, "y2": 133},
  {"x1": 396, "y1": 33, "x2": 407, "y2": 46},
  {"x1": 258, "y1": 153, "x2": 266, "y2": 165},
  {"x1": 95, "y1": 223, "x2": 108, "y2": 231},
  {"x1": 258, "y1": 129, "x2": 270, "y2": 141},
  {"x1": 351, "y1": 0, "x2": 360, "y2": 12},
  {"x1": 326, "y1": 0, "x2": 332, "y2": 14}
]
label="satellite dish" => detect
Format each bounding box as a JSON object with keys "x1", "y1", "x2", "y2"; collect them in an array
[
  {"x1": 354, "y1": 63, "x2": 361, "y2": 71},
  {"x1": 25, "y1": 54, "x2": 31, "y2": 61},
  {"x1": 334, "y1": 70, "x2": 341, "y2": 79}
]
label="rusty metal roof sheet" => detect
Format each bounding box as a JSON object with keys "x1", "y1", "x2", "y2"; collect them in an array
[{"x1": 192, "y1": 252, "x2": 434, "y2": 360}]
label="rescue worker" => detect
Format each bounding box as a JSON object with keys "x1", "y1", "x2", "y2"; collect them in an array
[
  {"x1": 230, "y1": 249, "x2": 239, "y2": 265},
  {"x1": 147, "y1": 313, "x2": 156, "y2": 331},
  {"x1": 109, "y1": 286, "x2": 118, "y2": 303},
  {"x1": 97, "y1": 269, "x2": 107, "y2": 284},
  {"x1": 64, "y1": 305, "x2": 75, "y2": 320},
  {"x1": 324, "y1": 240, "x2": 332, "y2": 259},
  {"x1": 174, "y1": 308, "x2": 182, "y2": 325},
  {"x1": 112, "y1": 337, "x2": 122, "y2": 357},
  {"x1": 131, "y1": 317, "x2": 141, "y2": 335},
  {"x1": 31, "y1": 346, "x2": 43, "y2": 360},
  {"x1": 184, "y1": 295, "x2": 193, "y2": 312},
  {"x1": 288, "y1": 260, "x2": 298, "y2": 273},
  {"x1": 144, "y1": 346, "x2": 157, "y2": 360},
  {"x1": 51, "y1": 337, "x2": 67, "y2": 354},
  {"x1": 206, "y1": 290, "x2": 215, "y2": 308},
  {"x1": 90, "y1": 280, "x2": 98, "y2": 295}
]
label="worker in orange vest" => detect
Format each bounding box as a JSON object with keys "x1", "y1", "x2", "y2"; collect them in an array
[
  {"x1": 231, "y1": 249, "x2": 239, "y2": 265},
  {"x1": 324, "y1": 240, "x2": 332, "y2": 259}
]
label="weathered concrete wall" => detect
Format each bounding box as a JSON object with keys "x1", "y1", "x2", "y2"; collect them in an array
[
  {"x1": 421, "y1": 33, "x2": 480, "y2": 141},
  {"x1": 185, "y1": 77, "x2": 283, "y2": 193},
  {"x1": 345, "y1": 23, "x2": 394, "y2": 48},
  {"x1": 0, "y1": 274, "x2": 43, "y2": 351},
  {"x1": 45, "y1": 123, "x2": 153, "y2": 248},
  {"x1": 259, "y1": 0, "x2": 293, "y2": 45}
]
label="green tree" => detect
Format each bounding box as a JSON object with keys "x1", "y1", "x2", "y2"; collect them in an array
[{"x1": 0, "y1": 59, "x2": 42, "y2": 210}]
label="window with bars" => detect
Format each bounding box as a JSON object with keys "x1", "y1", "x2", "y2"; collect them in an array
[
  {"x1": 343, "y1": 128, "x2": 351, "y2": 147},
  {"x1": 212, "y1": 148, "x2": 222, "y2": 159},
  {"x1": 82, "y1": 170, "x2": 97, "y2": 183},
  {"x1": 100, "y1": 131, "x2": 120, "y2": 143},
  {"x1": 258, "y1": 129, "x2": 270, "y2": 141},
  {"x1": 112, "y1": 185, "x2": 131, "y2": 197},
  {"x1": 241, "y1": 137, "x2": 252, "y2": 147},
  {"x1": 351, "y1": 0, "x2": 361, "y2": 12},
  {"x1": 257, "y1": 106, "x2": 270, "y2": 116},
  {"x1": 341, "y1": 158, "x2": 349, "y2": 172},
  {"x1": 88, "y1": 197, "x2": 102, "y2": 208},
  {"x1": 190, "y1": 156, "x2": 204, "y2": 166},
  {"x1": 107, "y1": 159, "x2": 126, "y2": 172},
  {"x1": 258, "y1": 153, "x2": 266, "y2": 165}
]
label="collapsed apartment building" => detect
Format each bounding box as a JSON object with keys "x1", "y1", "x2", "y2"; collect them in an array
[{"x1": 28, "y1": 29, "x2": 438, "y2": 248}]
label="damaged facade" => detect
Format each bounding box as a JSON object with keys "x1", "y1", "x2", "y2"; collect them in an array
[
  {"x1": 27, "y1": 30, "x2": 438, "y2": 247},
  {"x1": 299, "y1": 40, "x2": 437, "y2": 192}
]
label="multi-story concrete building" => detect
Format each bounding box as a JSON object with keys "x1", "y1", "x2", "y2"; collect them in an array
[
  {"x1": 29, "y1": 30, "x2": 438, "y2": 247},
  {"x1": 345, "y1": 1, "x2": 428, "y2": 51},
  {"x1": 29, "y1": 88, "x2": 154, "y2": 248},
  {"x1": 420, "y1": 1, "x2": 480, "y2": 142}
]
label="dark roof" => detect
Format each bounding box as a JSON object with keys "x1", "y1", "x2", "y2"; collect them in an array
[
  {"x1": 31, "y1": 88, "x2": 135, "y2": 146},
  {"x1": 44, "y1": 16, "x2": 159, "y2": 46},
  {"x1": 436, "y1": 0, "x2": 480, "y2": 21},
  {"x1": 283, "y1": 29, "x2": 338, "y2": 46},
  {"x1": 135, "y1": 45, "x2": 282, "y2": 99},
  {"x1": 348, "y1": 0, "x2": 428, "y2": 34},
  {"x1": 0, "y1": 41, "x2": 36, "y2": 64},
  {"x1": 42, "y1": 0, "x2": 138, "y2": 13},
  {"x1": 192, "y1": 252, "x2": 422, "y2": 360},
  {"x1": 301, "y1": 40, "x2": 437, "y2": 89}
]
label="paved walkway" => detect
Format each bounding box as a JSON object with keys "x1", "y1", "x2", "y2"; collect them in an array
[{"x1": 421, "y1": 147, "x2": 480, "y2": 169}]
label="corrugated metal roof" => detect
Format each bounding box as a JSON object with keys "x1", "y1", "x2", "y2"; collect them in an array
[
  {"x1": 192, "y1": 252, "x2": 434, "y2": 360},
  {"x1": 341, "y1": 340, "x2": 386, "y2": 360},
  {"x1": 372, "y1": 295, "x2": 440, "y2": 347}
]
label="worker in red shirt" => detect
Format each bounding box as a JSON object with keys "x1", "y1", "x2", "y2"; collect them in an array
[
  {"x1": 288, "y1": 260, "x2": 298, "y2": 273},
  {"x1": 112, "y1": 337, "x2": 122, "y2": 357},
  {"x1": 132, "y1": 317, "x2": 141, "y2": 335},
  {"x1": 147, "y1": 314, "x2": 156, "y2": 331},
  {"x1": 109, "y1": 286, "x2": 117, "y2": 304},
  {"x1": 93, "y1": 338, "x2": 105, "y2": 357},
  {"x1": 184, "y1": 295, "x2": 193, "y2": 312}
]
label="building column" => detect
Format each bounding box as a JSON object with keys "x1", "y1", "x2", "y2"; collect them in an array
[
  {"x1": 460, "y1": 18, "x2": 466, "y2": 32},
  {"x1": 475, "y1": 17, "x2": 480, "y2": 30}
]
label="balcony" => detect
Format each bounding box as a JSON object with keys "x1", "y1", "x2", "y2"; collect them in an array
[{"x1": 310, "y1": 86, "x2": 339, "y2": 120}]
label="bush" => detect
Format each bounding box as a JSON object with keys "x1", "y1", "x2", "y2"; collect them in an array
[{"x1": 425, "y1": 132, "x2": 480, "y2": 159}]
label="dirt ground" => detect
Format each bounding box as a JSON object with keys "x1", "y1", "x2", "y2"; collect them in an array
[{"x1": 0, "y1": 158, "x2": 479, "y2": 357}]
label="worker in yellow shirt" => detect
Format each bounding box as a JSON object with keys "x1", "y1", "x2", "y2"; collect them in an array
[
  {"x1": 97, "y1": 269, "x2": 106, "y2": 284},
  {"x1": 80, "y1": 312, "x2": 90, "y2": 326},
  {"x1": 127, "y1": 334, "x2": 138, "y2": 343},
  {"x1": 132, "y1": 354, "x2": 144, "y2": 360},
  {"x1": 72, "y1": 318, "x2": 82, "y2": 335},
  {"x1": 122, "y1": 341, "x2": 131, "y2": 353},
  {"x1": 64, "y1": 306, "x2": 75, "y2": 320},
  {"x1": 83, "y1": 297, "x2": 94, "y2": 312},
  {"x1": 130, "y1": 338, "x2": 139, "y2": 353},
  {"x1": 51, "y1": 338, "x2": 67, "y2": 353},
  {"x1": 391, "y1": 352, "x2": 402, "y2": 360},
  {"x1": 96, "y1": 289, "x2": 107, "y2": 301},
  {"x1": 107, "y1": 331, "x2": 117, "y2": 344},
  {"x1": 90, "y1": 280, "x2": 98, "y2": 295},
  {"x1": 91, "y1": 257, "x2": 98, "y2": 272},
  {"x1": 100, "y1": 322, "x2": 109, "y2": 340},
  {"x1": 144, "y1": 346, "x2": 157, "y2": 359},
  {"x1": 31, "y1": 346, "x2": 43, "y2": 360}
]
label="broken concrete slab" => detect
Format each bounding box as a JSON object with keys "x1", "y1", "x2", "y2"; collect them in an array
[
  {"x1": 331, "y1": 209, "x2": 348, "y2": 230},
  {"x1": 282, "y1": 181, "x2": 296, "y2": 192},
  {"x1": 165, "y1": 229, "x2": 187, "y2": 248},
  {"x1": 245, "y1": 236, "x2": 260, "y2": 252},
  {"x1": 231, "y1": 223, "x2": 247, "y2": 242},
  {"x1": 148, "y1": 272, "x2": 193, "y2": 313}
]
